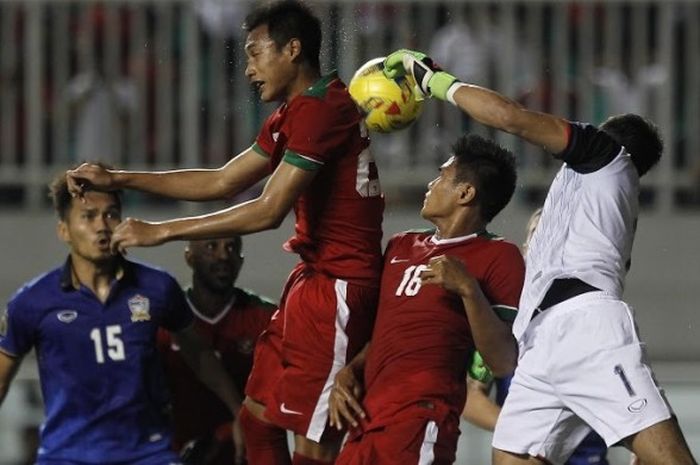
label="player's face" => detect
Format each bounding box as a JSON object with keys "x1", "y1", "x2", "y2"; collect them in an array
[
  {"x1": 59, "y1": 191, "x2": 121, "y2": 264},
  {"x1": 421, "y1": 157, "x2": 462, "y2": 221},
  {"x1": 245, "y1": 24, "x2": 295, "y2": 102},
  {"x1": 187, "y1": 239, "x2": 243, "y2": 293}
]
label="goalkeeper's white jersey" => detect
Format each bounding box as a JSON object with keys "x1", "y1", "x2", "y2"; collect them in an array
[{"x1": 513, "y1": 127, "x2": 640, "y2": 341}]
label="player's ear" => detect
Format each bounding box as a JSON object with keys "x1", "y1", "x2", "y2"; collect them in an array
[
  {"x1": 184, "y1": 246, "x2": 194, "y2": 269},
  {"x1": 287, "y1": 38, "x2": 302, "y2": 62},
  {"x1": 57, "y1": 220, "x2": 70, "y2": 244},
  {"x1": 457, "y1": 182, "x2": 477, "y2": 206}
]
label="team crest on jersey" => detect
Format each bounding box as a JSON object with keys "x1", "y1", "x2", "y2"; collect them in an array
[
  {"x1": 128, "y1": 294, "x2": 151, "y2": 322},
  {"x1": 0, "y1": 307, "x2": 8, "y2": 337},
  {"x1": 237, "y1": 339, "x2": 254, "y2": 355},
  {"x1": 57, "y1": 310, "x2": 78, "y2": 323}
]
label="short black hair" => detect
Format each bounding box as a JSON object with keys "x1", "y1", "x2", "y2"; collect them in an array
[
  {"x1": 243, "y1": 0, "x2": 322, "y2": 71},
  {"x1": 451, "y1": 134, "x2": 517, "y2": 223},
  {"x1": 600, "y1": 113, "x2": 662, "y2": 177},
  {"x1": 49, "y1": 163, "x2": 122, "y2": 221}
]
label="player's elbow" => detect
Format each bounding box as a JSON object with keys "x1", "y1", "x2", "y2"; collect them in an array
[{"x1": 254, "y1": 196, "x2": 289, "y2": 230}]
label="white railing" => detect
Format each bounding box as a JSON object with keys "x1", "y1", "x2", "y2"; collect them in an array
[{"x1": 0, "y1": 0, "x2": 698, "y2": 210}]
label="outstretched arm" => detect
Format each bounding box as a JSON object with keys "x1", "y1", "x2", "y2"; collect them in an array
[
  {"x1": 67, "y1": 146, "x2": 270, "y2": 202},
  {"x1": 110, "y1": 160, "x2": 316, "y2": 252},
  {"x1": 384, "y1": 49, "x2": 570, "y2": 154}
]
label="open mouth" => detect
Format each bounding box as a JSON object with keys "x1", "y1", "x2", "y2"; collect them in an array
[
  {"x1": 96, "y1": 237, "x2": 111, "y2": 250},
  {"x1": 251, "y1": 81, "x2": 264, "y2": 93}
]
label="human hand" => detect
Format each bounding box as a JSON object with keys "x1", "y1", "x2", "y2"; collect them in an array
[
  {"x1": 468, "y1": 350, "x2": 494, "y2": 384},
  {"x1": 66, "y1": 163, "x2": 118, "y2": 199},
  {"x1": 328, "y1": 365, "x2": 366, "y2": 430},
  {"x1": 111, "y1": 218, "x2": 168, "y2": 254},
  {"x1": 383, "y1": 49, "x2": 460, "y2": 102},
  {"x1": 419, "y1": 255, "x2": 478, "y2": 296}
]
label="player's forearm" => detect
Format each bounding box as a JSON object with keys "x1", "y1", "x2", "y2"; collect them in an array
[
  {"x1": 462, "y1": 379, "x2": 500, "y2": 431},
  {"x1": 347, "y1": 343, "x2": 370, "y2": 377},
  {"x1": 111, "y1": 168, "x2": 237, "y2": 201},
  {"x1": 460, "y1": 291, "x2": 517, "y2": 376},
  {"x1": 159, "y1": 197, "x2": 288, "y2": 242},
  {"x1": 196, "y1": 354, "x2": 243, "y2": 416},
  {"x1": 451, "y1": 84, "x2": 569, "y2": 154}
]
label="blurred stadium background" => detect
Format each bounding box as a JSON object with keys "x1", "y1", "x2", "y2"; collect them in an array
[{"x1": 0, "y1": 0, "x2": 698, "y2": 463}]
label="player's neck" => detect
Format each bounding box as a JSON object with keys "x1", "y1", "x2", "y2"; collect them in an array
[
  {"x1": 433, "y1": 215, "x2": 486, "y2": 240},
  {"x1": 70, "y1": 254, "x2": 119, "y2": 303},
  {"x1": 188, "y1": 285, "x2": 236, "y2": 319},
  {"x1": 284, "y1": 67, "x2": 322, "y2": 103}
]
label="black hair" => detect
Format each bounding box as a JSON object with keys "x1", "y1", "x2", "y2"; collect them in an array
[
  {"x1": 243, "y1": 0, "x2": 322, "y2": 71},
  {"x1": 49, "y1": 162, "x2": 122, "y2": 221},
  {"x1": 451, "y1": 134, "x2": 517, "y2": 223},
  {"x1": 600, "y1": 113, "x2": 663, "y2": 177}
]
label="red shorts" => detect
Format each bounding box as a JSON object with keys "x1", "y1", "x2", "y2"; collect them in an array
[
  {"x1": 245, "y1": 263, "x2": 378, "y2": 442},
  {"x1": 335, "y1": 415, "x2": 460, "y2": 465}
]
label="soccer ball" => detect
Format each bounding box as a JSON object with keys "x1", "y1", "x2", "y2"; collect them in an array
[{"x1": 348, "y1": 57, "x2": 423, "y2": 133}]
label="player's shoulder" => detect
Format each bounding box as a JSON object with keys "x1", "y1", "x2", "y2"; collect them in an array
[
  {"x1": 470, "y1": 232, "x2": 524, "y2": 265},
  {"x1": 126, "y1": 259, "x2": 180, "y2": 290},
  {"x1": 236, "y1": 288, "x2": 277, "y2": 312},
  {"x1": 293, "y1": 73, "x2": 353, "y2": 113},
  {"x1": 8, "y1": 267, "x2": 62, "y2": 309}
]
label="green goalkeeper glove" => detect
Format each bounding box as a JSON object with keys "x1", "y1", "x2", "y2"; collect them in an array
[
  {"x1": 383, "y1": 49, "x2": 462, "y2": 103},
  {"x1": 468, "y1": 350, "x2": 494, "y2": 384}
]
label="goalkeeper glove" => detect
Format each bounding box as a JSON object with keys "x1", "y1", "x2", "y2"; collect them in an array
[
  {"x1": 383, "y1": 49, "x2": 462, "y2": 104},
  {"x1": 468, "y1": 350, "x2": 494, "y2": 384}
]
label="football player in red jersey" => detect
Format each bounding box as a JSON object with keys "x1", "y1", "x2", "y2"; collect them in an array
[
  {"x1": 66, "y1": 2, "x2": 383, "y2": 464},
  {"x1": 157, "y1": 236, "x2": 276, "y2": 465},
  {"x1": 329, "y1": 134, "x2": 525, "y2": 465}
]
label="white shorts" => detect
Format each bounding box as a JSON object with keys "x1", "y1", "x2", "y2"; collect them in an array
[{"x1": 493, "y1": 292, "x2": 672, "y2": 465}]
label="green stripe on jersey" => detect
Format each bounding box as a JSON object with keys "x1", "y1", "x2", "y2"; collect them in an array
[
  {"x1": 283, "y1": 150, "x2": 323, "y2": 171},
  {"x1": 251, "y1": 142, "x2": 269, "y2": 157},
  {"x1": 303, "y1": 72, "x2": 337, "y2": 99},
  {"x1": 241, "y1": 288, "x2": 278, "y2": 309},
  {"x1": 493, "y1": 305, "x2": 518, "y2": 322}
]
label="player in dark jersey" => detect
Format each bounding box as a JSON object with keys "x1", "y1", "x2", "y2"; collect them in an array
[
  {"x1": 384, "y1": 49, "x2": 696, "y2": 465},
  {"x1": 158, "y1": 236, "x2": 276, "y2": 465},
  {"x1": 0, "y1": 171, "x2": 240, "y2": 465},
  {"x1": 66, "y1": 2, "x2": 383, "y2": 464},
  {"x1": 329, "y1": 134, "x2": 525, "y2": 465}
]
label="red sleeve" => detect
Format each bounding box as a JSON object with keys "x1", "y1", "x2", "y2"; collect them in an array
[
  {"x1": 481, "y1": 243, "x2": 525, "y2": 322},
  {"x1": 253, "y1": 113, "x2": 275, "y2": 157},
  {"x1": 285, "y1": 98, "x2": 355, "y2": 165}
]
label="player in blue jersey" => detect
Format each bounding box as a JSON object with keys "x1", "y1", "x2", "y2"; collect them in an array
[{"x1": 0, "y1": 170, "x2": 243, "y2": 465}]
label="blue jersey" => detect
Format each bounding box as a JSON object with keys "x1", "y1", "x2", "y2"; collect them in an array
[{"x1": 0, "y1": 258, "x2": 193, "y2": 463}]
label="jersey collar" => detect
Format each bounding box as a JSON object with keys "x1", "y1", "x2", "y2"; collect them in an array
[
  {"x1": 429, "y1": 229, "x2": 486, "y2": 246},
  {"x1": 302, "y1": 71, "x2": 338, "y2": 98},
  {"x1": 60, "y1": 256, "x2": 131, "y2": 291},
  {"x1": 185, "y1": 287, "x2": 239, "y2": 325}
]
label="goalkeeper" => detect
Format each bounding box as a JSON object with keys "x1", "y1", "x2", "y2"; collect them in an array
[{"x1": 384, "y1": 50, "x2": 696, "y2": 465}]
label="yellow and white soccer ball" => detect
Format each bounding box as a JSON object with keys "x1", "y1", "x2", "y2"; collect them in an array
[{"x1": 348, "y1": 57, "x2": 424, "y2": 133}]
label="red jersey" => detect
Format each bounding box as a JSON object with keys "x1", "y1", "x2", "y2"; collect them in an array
[
  {"x1": 157, "y1": 287, "x2": 276, "y2": 451},
  {"x1": 252, "y1": 72, "x2": 384, "y2": 286},
  {"x1": 362, "y1": 230, "x2": 524, "y2": 428}
]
